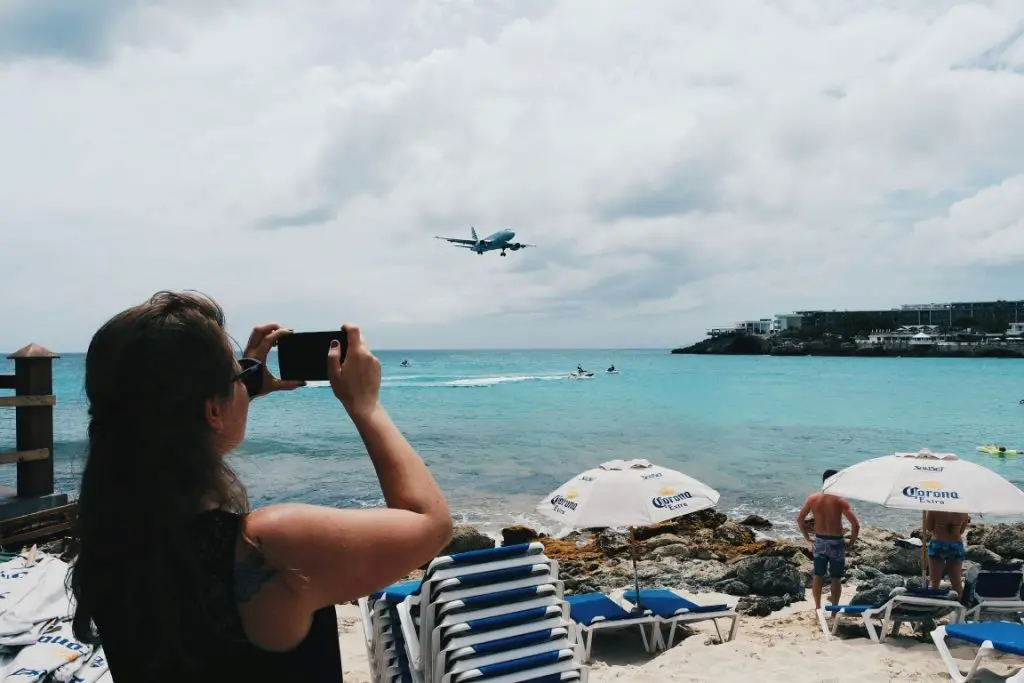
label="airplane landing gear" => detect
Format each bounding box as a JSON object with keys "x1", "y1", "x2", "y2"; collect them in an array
[{"x1": 500, "y1": 250, "x2": 506, "y2": 256}]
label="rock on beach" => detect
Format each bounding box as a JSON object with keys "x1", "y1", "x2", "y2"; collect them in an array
[{"x1": 418, "y1": 513, "x2": 1024, "y2": 618}]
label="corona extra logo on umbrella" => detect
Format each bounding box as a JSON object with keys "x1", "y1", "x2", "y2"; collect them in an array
[
  {"x1": 902, "y1": 480, "x2": 960, "y2": 504},
  {"x1": 550, "y1": 490, "x2": 579, "y2": 514},
  {"x1": 651, "y1": 486, "x2": 693, "y2": 510}
]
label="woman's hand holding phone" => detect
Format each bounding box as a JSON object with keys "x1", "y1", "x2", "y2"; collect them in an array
[
  {"x1": 327, "y1": 325, "x2": 382, "y2": 421},
  {"x1": 244, "y1": 323, "x2": 307, "y2": 396}
]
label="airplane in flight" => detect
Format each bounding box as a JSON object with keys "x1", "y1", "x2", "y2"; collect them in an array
[{"x1": 435, "y1": 227, "x2": 535, "y2": 256}]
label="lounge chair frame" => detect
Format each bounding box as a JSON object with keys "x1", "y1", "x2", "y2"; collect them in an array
[
  {"x1": 965, "y1": 567, "x2": 1024, "y2": 623},
  {"x1": 930, "y1": 623, "x2": 1024, "y2": 683},
  {"x1": 564, "y1": 593, "x2": 656, "y2": 662},
  {"x1": 621, "y1": 589, "x2": 739, "y2": 650},
  {"x1": 817, "y1": 588, "x2": 966, "y2": 643},
  {"x1": 572, "y1": 614, "x2": 655, "y2": 662}
]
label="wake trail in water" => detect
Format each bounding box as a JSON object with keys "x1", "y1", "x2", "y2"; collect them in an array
[
  {"x1": 442, "y1": 374, "x2": 568, "y2": 388},
  {"x1": 301, "y1": 374, "x2": 571, "y2": 389}
]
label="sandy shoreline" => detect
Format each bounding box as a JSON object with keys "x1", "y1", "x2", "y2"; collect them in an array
[{"x1": 335, "y1": 586, "x2": 1021, "y2": 683}]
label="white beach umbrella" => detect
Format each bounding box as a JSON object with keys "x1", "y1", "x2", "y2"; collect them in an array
[
  {"x1": 821, "y1": 448, "x2": 1024, "y2": 515},
  {"x1": 821, "y1": 448, "x2": 1024, "y2": 576},
  {"x1": 535, "y1": 458, "x2": 721, "y2": 605},
  {"x1": 535, "y1": 458, "x2": 721, "y2": 528}
]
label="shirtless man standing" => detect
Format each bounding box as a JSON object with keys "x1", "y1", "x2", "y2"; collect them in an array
[
  {"x1": 924, "y1": 510, "x2": 970, "y2": 601},
  {"x1": 797, "y1": 469, "x2": 861, "y2": 610}
]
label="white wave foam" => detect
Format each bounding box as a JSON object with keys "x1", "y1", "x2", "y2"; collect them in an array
[
  {"x1": 445, "y1": 374, "x2": 566, "y2": 387},
  {"x1": 302, "y1": 373, "x2": 569, "y2": 390}
]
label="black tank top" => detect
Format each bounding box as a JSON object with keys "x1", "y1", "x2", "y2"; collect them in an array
[{"x1": 94, "y1": 510, "x2": 342, "y2": 682}]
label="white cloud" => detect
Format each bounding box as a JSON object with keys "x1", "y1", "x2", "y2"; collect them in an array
[
  {"x1": 1, "y1": 0, "x2": 1023, "y2": 351},
  {"x1": 909, "y1": 173, "x2": 1024, "y2": 266}
]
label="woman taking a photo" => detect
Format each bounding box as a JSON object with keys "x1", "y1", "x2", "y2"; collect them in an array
[{"x1": 69, "y1": 291, "x2": 453, "y2": 682}]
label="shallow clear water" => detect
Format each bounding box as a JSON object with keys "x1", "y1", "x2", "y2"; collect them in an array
[{"x1": 3, "y1": 350, "x2": 1023, "y2": 535}]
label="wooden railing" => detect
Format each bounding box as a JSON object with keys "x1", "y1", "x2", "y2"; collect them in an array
[
  {"x1": 0, "y1": 504, "x2": 77, "y2": 548},
  {"x1": 0, "y1": 344, "x2": 59, "y2": 497}
]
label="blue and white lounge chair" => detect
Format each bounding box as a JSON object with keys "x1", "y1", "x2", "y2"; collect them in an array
[
  {"x1": 931, "y1": 621, "x2": 1024, "y2": 682},
  {"x1": 621, "y1": 588, "x2": 738, "y2": 650},
  {"x1": 439, "y1": 648, "x2": 580, "y2": 683},
  {"x1": 416, "y1": 585, "x2": 569, "y2": 669},
  {"x1": 401, "y1": 544, "x2": 558, "y2": 671},
  {"x1": 360, "y1": 583, "x2": 420, "y2": 651},
  {"x1": 436, "y1": 630, "x2": 577, "y2": 683},
  {"x1": 429, "y1": 601, "x2": 573, "y2": 682},
  {"x1": 420, "y1": 584, "x2": 565, "y2": 668},
  {"x1": 965, "y1": 564, "x2": 1024, "y2": 623},
  {"x1": 433, "y1": 609, "x2": 573, "y2": 683},
  {"x1": 817, "y1": 587, "x2": 965, "y2": 643},
  {"x1": 425, "y1": 583, "x2": 578, "y2": 681},
  {"x1": 358, "y1": 580, "x2": 424, "y2": 683},
  {"x1": 564, "y1": 593, "x2": 656, "y2": 662},
  {"x1": 380, "y1": 544, "x2": 586, "y2": 683}
]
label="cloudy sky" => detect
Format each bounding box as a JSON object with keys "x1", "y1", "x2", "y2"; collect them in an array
[{"x1": 1, "y1": 0, "x2": 1022, "y2": 351}]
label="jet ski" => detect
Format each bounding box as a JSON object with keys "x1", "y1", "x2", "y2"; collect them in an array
[
  {"x1": 399, "y1": 360, "x2": 410, "y2": 367},
  {"x1": 977, "y1": 445, "x2": 1020, "y2": 456},
  {"x1": 605, "y1": 366, "x2": 619, "y2": 374},
  {"x1": 570, "y1": 365, "x2": 594, "y2": 379}
]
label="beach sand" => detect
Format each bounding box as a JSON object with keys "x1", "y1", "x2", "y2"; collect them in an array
[{"x1": 335, "y1": 586, "x2": 1022, "y2": 683}]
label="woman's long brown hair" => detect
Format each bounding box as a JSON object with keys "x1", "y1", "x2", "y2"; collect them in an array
[{"x1": 68, "y1": 291, "x2": 250, "y2": 677}]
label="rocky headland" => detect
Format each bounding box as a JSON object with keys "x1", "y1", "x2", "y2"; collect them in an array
[
  {"x1": 413, "y1": 510, "x2": 1024, "y2": 618},
  {"x1": 672, "y1": 334, "x2": 1024, "y2": 358}
]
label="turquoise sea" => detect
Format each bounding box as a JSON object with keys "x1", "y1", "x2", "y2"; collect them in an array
[{"x1": 2, "y1": 350, "x2": 1024, "y2": 535}]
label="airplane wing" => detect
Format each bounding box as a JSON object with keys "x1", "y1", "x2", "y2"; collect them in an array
[{"x1": 435, "y1": 236, "x2": 477, "y2": 246}]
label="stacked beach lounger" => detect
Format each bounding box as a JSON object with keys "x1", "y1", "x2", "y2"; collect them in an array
[
  {"x1": 360, "y1": 543, "x2": 588, "y2": 683},
  {"x1": 360, "y1": 580, "x2": 423, "y2": 683}
]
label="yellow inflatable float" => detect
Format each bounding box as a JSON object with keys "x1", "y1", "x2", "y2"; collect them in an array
[{"x1": 977, "y1": 445, "x2": 1021, "y2": 456}]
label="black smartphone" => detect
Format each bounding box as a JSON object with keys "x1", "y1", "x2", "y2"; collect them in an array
[{"x1": 276, "y1": 331, "x2": 348, "y2": 382}]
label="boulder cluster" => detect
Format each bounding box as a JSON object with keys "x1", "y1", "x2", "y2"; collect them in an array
[{"x1": 426, "y1": 511, "x2": 1024, "y2": 617}]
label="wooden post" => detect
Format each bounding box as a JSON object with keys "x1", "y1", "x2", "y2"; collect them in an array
[{"x1": 8, "y1": 344, "x2": 59, "y2": 498}]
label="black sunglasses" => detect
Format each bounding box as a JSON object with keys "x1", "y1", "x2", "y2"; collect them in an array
[{"x1": 234, "y1": 358, "x2": 264, "y2": 398}]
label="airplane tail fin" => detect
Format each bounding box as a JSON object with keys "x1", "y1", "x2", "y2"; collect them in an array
[{"x1": 471, "y1": 226, "x2": 478, "y2": 241}]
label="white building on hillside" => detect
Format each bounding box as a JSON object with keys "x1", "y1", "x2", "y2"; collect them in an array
[
  {"x1": 863, "y1": 326, "x2": 941, "y2": 346},
  {"x1": 774, "y1": 314, "x2": 804, "y2": 332},
  {"x1": 909, "y1": 331, "x2": 935, "y2": 346},
  {"x1": 737, "y1": 319, "x2": 774, "y2": 335}
]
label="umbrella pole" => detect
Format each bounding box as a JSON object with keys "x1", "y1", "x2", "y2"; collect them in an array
[
  {"x1": 920, "y1": 511, "x2": 928, "y2": 581},
  {"x1": 630, "y1": 527, "x2": 642, "y2": 611}
]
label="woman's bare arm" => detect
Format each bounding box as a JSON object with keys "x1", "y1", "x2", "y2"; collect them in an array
[
  {"x1": 958, "y1": 514, "x2": 971, "y2": 537},
  {"x1": 247, "y1": 404, "x2": 452, "y2": 606},
  {"x1": 231, "y1": 326, "x2": 453, "y2": 652},
  {"x1": 233, "y1": 404, "x2": 452, "y2": 651}
]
